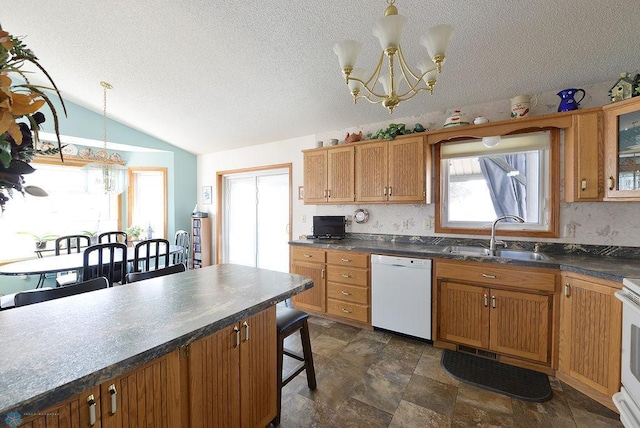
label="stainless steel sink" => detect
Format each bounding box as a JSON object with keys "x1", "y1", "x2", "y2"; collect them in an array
[
  {"x1": 442, "y1": 246, "x2": 491, "y2": 256},
  {"x1": 493, "y1": 249, "x2": 548, "y2": 261},
  {"x1": 442, "y1": 246, "x2": 548, "y2": 261}
]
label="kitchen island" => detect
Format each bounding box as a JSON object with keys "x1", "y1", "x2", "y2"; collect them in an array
[{"x1": 0, "y1": 264, "x2": 313, "y2": 424}]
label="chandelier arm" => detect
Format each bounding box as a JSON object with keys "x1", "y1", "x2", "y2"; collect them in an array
[
  {"x1": 348, "y1": 76, "x2": 392, "y2": 100},
  {"x1": 355, "y1": 93, "x2": 386, "y2": 105},
  {"x1": 362, "y1": 51, "x2": 385, "y2": 90},
  {"x1": 396, "y1": 86, "x2": 433, "y2": 102},
  {"x1": 396, "y1": 46, "x2": 422, "y2": 82}
]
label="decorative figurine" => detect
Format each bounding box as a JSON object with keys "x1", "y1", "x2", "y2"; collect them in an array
[
  {"x1": 345, "y1": 131, "x2": 363, "y2": 143},
  {"x1": 609, "y1": 72, "x2": 635, "y2": 102}
]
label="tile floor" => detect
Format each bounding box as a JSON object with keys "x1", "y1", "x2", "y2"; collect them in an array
[{"x1": 275, "y1": 316, "x2": 622, "y2": 427}]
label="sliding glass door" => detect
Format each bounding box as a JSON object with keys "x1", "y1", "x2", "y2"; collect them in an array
[{"x1": 222, "y1": 168, "x2": 290, "y2": 272}]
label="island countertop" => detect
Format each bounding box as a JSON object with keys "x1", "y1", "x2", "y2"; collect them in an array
[{"x1": 0, "y1": 264, "x2": 313, "y2": 416}]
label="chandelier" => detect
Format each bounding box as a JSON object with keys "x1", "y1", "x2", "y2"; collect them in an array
[
  {"x1": 85, "y1": 81, "x2": 127, "y2": 195},
  {"x1": 333, "y1": 0, "x2": 454, "y2": 113}
]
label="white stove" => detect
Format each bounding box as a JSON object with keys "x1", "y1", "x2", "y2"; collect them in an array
[{"x1": 614, "y1": 278, "x2": 640, "y2": 427}]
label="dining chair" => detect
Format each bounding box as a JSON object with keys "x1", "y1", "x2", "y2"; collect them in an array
[
  {"x1": 98, "y1": 231, "x2": 128, "y2": 245},
  {"x1": 54, "y1": 234, "x2": 92, "y2": 286},
  {"x1": 173, "y1": 230, "x2": 190, "y2": 268},
  {"x1": 14, "y1": 277, "x2": 109, "y2": 307},
  {"x1": 82, "y1": 243, "x2": 128, "y2": 286},
  {"x1": 133, "y1": 239, "x2": 170, "y2": 273},
  {"x1": 125, "y1": 263, "x2": 186, "y2": 283}
]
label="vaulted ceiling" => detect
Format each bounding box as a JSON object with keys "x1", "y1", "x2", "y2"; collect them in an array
[{"x1": 3, "y1": 1, "x2": 639, "y2": 155}]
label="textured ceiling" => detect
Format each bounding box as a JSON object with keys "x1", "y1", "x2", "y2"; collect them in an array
[{"x1": 2, "y1": 1, "x2": 639, "y2": 155}]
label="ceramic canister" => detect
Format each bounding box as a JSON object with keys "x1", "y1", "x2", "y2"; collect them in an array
[{"x1": 510, "y1": 95, "x2": 538, "y2": 119}]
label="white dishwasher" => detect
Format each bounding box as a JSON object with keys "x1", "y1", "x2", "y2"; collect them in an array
[{"x1": 371, "y1": 254, "x2": 432, "y2": 340}]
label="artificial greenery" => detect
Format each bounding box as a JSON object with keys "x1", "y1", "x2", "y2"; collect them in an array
[
  {"x1": 368, "y1": 123, "x2": 426, "y2": 141},
  {"x1": 0, "y1": 26, "x2": 66, "y2": 211}
]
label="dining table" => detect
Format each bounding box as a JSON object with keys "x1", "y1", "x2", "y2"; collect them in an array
[{"x1": 0, "y1": 245, "x2": 184, "y2": 278}]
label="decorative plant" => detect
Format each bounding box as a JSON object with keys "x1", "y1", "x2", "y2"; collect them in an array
[
  {"x1": 126, "y1": 225, "x2": 143, "y2": 240},
  {"x1": 368, "y1": 123, "x2": 425, "y2": 140},
  {"x1": 0, "y1": 26, "x2": 66, "y2": 212},
  {"x1": 17, "y1": 231, "x2": 59, "y2": 249}
]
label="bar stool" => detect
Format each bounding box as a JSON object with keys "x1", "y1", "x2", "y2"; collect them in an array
[{"x1": 272, "y1": 306, "x2": 317, "y2": 426}]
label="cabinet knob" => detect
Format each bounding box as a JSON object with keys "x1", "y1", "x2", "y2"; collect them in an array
[
  {"x1": 108, "y1": 384, "x2": 117, "y2": 415},
  {"x1": 87, "y1": 394, "x2": 97, "y2": 426}
]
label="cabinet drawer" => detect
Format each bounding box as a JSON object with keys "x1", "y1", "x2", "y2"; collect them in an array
[
  {"x1": 326, "y1": 267, "x2": 368, "y2": 286},
  {"x1": 327, "y1": 251, "x2": 369, "y2": 268},
  {"x1": 327, "y1": 299, "x2": 369, "y2": 323},
  {"x1": 327, "y1": 282, "x2": 368, "y2": 305},
  {"x1": 291, "y1": 247, "x2": 326, "y2": 263},
  {"x1": 436, "y1": 260, "x2": 556, "y2": 292}
]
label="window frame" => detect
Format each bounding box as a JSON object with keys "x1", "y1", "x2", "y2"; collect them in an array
[
  {"x1": 434, "y1": 128, "x2": 560, "y2": 238},
  {"x1": 127, "y1": 167, "x2": 168, "y2": 239}
]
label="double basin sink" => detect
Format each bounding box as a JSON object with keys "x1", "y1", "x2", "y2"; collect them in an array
[{"x1": 441, "y1": 245, "x2": 548, "y2": 261}]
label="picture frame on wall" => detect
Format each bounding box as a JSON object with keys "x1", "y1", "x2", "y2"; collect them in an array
[
  {"x1": 202, "y1": 186, "x2": 212, "y2": 205},
  {"x1": 298, "y1": 186, "x2": 304, "y2": 200}
]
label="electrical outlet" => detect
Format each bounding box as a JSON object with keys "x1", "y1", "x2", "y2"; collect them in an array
[
  {"x1": 302, "y1": 215, "x2": 306, "y2": 223},
  {"x1": 402, "y1": 220, "x2": 409, "y2": 229},
  {"x1": 423, "y1": 219, "x2": 431, "y2": 230}
]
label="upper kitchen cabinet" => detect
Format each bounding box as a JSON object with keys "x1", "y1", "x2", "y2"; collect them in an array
[
  {"x1": 355, "y1": 135, "x2": 428, "y2": 203},
  {"x1": 603, "y1": 96, "x2": 640, "y2": 200},
  {"x1": 303, "y1": 145, "x2": 355, "y2": 204},
  {"x1": 564, "y1": 108, "x2": 603, "y2": 202}
]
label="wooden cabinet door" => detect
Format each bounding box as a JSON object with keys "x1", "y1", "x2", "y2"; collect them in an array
[
  {"x1": 239, "y1": 307, "x2": 277, "y2": 428},
  {"x1": 355, "y1": 141, "x2": 388, "y2": 202},
  {"x1": 327, "y1": 146, "x2": 355, "y2": 203},
  {"x1": 438, "y1": 281, "x2": 489, "y2": 349},
  {"x1": 565, "y1": 110, "x2": 603, "y2": 202},
  {"x1": 188, "y1": 323, "x2": 241, "y2": 427},
  {"x1": 489, "y1": 289, "x2": 551, "y2": 363},
  {"x1": 19, "y1": 386, "x2": 101, "y2": 427},
  {"x1": 558, "y1": 274, "x2": 622, "y2": 398},
  {"x1": 388, "y1": 136, "x2": 425, "y2": 202},
  {"x1": 303, "y1": 150, "x2": 328, "y2": 203},
  {"x1": 291, "y1": 260, "x2": 326, "y2": 313},
  {"x1": 101, "y1": 350, "x2": 182, "y2": 428}
]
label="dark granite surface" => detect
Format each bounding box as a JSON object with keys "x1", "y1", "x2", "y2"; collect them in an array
[
  {"x1": 290, "y1": 234, "x2": 640, "y2": 282},
  {"x1": 0, "y1": 264, "x2": 313, "y2": 416}
]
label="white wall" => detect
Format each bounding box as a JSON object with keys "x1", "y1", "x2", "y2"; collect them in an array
[{"x1": 198, "y1": 80, "x2": 640, "y2": 249}]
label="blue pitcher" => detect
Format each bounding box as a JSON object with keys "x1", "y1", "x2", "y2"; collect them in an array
[{"x1": 557, "y1": 88, "x2": 585, "y2": 112}]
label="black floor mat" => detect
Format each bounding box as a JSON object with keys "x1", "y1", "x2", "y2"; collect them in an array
[{"x1": 441, "y1": 350, "x2": 552, "y2": 402}]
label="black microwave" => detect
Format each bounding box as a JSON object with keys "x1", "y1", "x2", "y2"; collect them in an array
[{"x1": 312, "y1": 216, "x2": 346, "y2": 239}]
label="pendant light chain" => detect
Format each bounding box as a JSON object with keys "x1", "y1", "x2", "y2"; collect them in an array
[{"x1": 100, "y1": 81, "x2": 112, "y2": 150}]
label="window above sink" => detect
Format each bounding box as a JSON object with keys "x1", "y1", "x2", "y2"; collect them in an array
[{"x1": 435, "y1": 129, "x2": 560, "y2": 238}]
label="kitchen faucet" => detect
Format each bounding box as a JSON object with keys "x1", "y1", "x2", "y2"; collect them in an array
[{"x1": 489, "y1": 215, "x2": 525, "y2": 255}]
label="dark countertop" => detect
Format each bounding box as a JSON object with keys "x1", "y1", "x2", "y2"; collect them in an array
[
  {"x1": 0, "y1": 264, "x2": 313, "y2": 416},
  {"x1": 290, "y1": 239, "x2": 640, "y2": 282}
]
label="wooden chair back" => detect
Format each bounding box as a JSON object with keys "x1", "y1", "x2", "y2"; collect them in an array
[
  {"x1": 126, "y1": 263, "x2": 186, "y2": 284},
  {"x1": 14, "y1": 277, "x2": 109, "y2": 307}
]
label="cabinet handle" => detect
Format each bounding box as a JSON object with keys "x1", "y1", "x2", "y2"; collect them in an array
[
  {"x1": 341, "y1": 257, "x2": 351, "y2": 262},
  {"x1": 481, "y1": 273, "x2": 497, "y2": 279},
  {"x1": 564, "y1": 283, "x2": 571, "y2": 297},
  {"x1": 608, "y1": 176, "x2": 615, "y2": 191},
  {"x1": 87, "y1": 394, "x2": 97, "y2": 426},
  {"x1": 243, "y1": 321, "x2": 250, "y2": 341},
  {"x1": 491, "y1": 296, "x2": 496, "y2": 308},
  {"x1": 581, "y1": 179, "x2": 587, "y2": 191},
  {"x1": 108, "y1": 384, "x2": 117, "y2": 415},
  {"x1": 328, "y1": 189, "x2": 331, "y2": 198},
  {"x1": 234, "y1": 326, "x2": 240, "y2": 347},
  {"x1": 341, "y1": 290, "x2": 350, "y2": 296},
  {"x1": 323, "y1": 189, "x2": 327, "y2": 197},
  {"x1": 383, "y1": 187, "x2": 387, "y2": 196},
  {"x1": 483, "y1": 294, "x2": 488, "y2": 307},
  {"x1": 321, "y1": 269, "x2": 325, "y2": 279},
  {"x1": 303, "y1": 253, "x2": 312, "y2": 258},
  {"x1": 388, "y1": 186, "x2": 392, "y2": 196},
  {"x1": 341, "y1": 273, "x2": 350, "y2": 278},
  {"x1": 341, "y1": 308, "x2": 351, "y2": 313}
]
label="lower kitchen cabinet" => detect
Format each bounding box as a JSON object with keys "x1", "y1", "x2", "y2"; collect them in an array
[
  {"x1": 290, "y1": 247, "x2": 326, "y2": 313},
  {"x1": 100, "y1": 350, "x2": 183, "y2": 427},
  {"x1": 19, "y1": 386, "x2": 101, "y2": 427},
  {"x1": 558, "y1": 272, "x2": 622, "y2": 411},
  {"x1": 187, "y1": 307, "x2": 277, "y2": 428},
  {"x1": 290, "y1": 246, "x2": 371, "y2": 327},
  {"x1": 435, "y1": 260, "x2": 556, "y2": 369}
]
